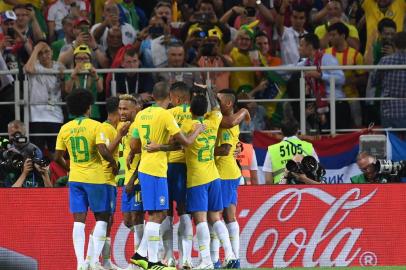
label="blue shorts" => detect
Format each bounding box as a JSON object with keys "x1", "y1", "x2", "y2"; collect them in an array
[
  {"x1": 121, "y1": 183, "x2": 143, "y2": 212},
  {"x1": 168, "y1": 163, "x2": 187, "y2": 204},
  {"x1": 107, "y1": 185, "x2": 117, "y2": 213},
  {"x1": 138, "y1": 172, "x2": 169, "y2": 211},
  {"x1": 69, "y1": 182, "x2": 111, "y2": 213},
  {"x1": 221, "y1": 178, "x2": 240, "y2": 208},
  {"x1": 187, "y1": 179, "x2": 223, "y2": 212}
]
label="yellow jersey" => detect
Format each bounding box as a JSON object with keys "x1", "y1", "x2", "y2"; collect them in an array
[
  {"x1": 215, "y1": 125, "x2": 242, "y2": 180},
  {"x1": 99, "y1": 121, "x2": 119, "y2": 186},
  {"x1": 167, "y1": 104, "x2": 192, "y2": 163},
  {"x1": 182, "y1": 110, "x2": 223, "y2": 188},
  {"x1": 132, "y1": 104, "x2": 181, "y2": 177},
  {"x1": 315, "y1": 22, "x2": 359, "y2": 42},
  {"x1": 0, "y1": 0, "x2": 44, "y2": 11},
  {"x1": 362, "y1": 0, "x2": 406, "y2": 48},
  {"x1": 229, "y1": 47, "x2": 256, "y2": 92},
  {"x1": 55, "y1": 117, "x2": 105, "y2": 184},
  {"x1": 122, "y1": 121, "x2": 141, "y2": 185}
]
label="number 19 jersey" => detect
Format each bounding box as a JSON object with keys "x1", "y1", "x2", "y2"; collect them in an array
[
  {"x1": 182, "y1": 110, "x2": 223, "y2": 188},
  {"x1": 56, "y1": 117, "x2": 105, "y2": 184}
]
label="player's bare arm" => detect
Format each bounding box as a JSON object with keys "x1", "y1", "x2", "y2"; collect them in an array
[
  {"x1": 214, "y1": 143, "x2": 232, "y2": 156},
  {"x1": 96, "y1": 143, "x2": 118, "y2": 175},
  {"x1": 54, "y1": 149, "x2": 70, "y2": 172},
  {"x1": 127, "y1": 137, "x2": 141, "y2": 170},
  {"x1": 220, "y1": 108, "x2": 251, "y2": 129}
]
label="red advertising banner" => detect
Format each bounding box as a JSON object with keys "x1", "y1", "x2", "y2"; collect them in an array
[{"x1": 1, "y1": 185, "x2": 406, "y2": 269}]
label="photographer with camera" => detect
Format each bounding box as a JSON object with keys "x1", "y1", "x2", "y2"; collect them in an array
[
  {"x1": 1, "y1": 120, "x2": 52, "y2": 188},
  {"x1": 263, "y1": 119, "x2": 320, "y2": 184},
  {"x1": 350, "y1": 152, "x2": 401, "y2": 184}
]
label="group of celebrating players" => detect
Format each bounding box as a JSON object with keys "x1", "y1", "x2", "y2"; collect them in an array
[{"x1": 54, "y1": 80, "x2": 250, "y2": 270}]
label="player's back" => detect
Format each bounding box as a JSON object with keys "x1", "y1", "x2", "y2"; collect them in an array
[
  {"x1": 99, "y1": 121, "x2": 119, "y2": 186},
  {"x1": 134, "y1": 104, "x2": 180, "y2": 177},
  {"x1": 215, "y1": 125, "x2": 241, "y2": 180},
  {"x1": 56, "y1": 117, "x2": 104, "y2": 184},
  {"x1": 168, "y1": 104, "x2": 192, "y2": 163},
  {"x1": 183, "y1": 110, "x2": 223, "y2": 188}
]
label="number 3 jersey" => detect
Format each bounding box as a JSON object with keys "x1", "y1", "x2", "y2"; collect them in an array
[
  {"x1": 132, "y1": 104, "x2": 181, "y2": 177},
  {"x1": 182, "y1": 110, "x2": 223, "y2": 188},
  {"x1": 56, "y1": 117, "x2": 105, "y2": 184}
]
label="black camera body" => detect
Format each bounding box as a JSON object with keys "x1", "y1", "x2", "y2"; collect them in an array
[{"x1": 285, "y1": 155, "x2": 325, "y2": 184}]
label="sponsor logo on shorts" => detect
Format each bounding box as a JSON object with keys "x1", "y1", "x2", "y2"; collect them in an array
[{"x1": 159, "y1": 196, "x2": 166, "y2": 206}]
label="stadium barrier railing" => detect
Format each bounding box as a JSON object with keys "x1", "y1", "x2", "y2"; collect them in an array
[{"x1": 1, "y1": 65, "x2": 406, "y2": 137}]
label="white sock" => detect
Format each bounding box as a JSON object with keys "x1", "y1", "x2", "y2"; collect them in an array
[
  {"x1": 209, "y1": 225, "x2": 220, "y2": 263},
  {"x1": 177, "y1": 219, "x2": 184, "y2": 264},
  {"x1": 146, "y1": 222, "x2": 161, "y2": 263},
  {"x1": 102, "y1": 237, "x2": 112, "y2": 264},
  {"x1": 90, "y1": 221, "x2": 108, "y2": 265},
  {"x1": 134, "y1": 224, "x2": 144, "y2": 252},
  {"x1": 161, "y1": 216, "x2": 173, "y2": 260},
  {"x1": 85, "y1": 234, "x2": 94, "y2": 264},
  {"x1": 136, "y1": 228, "x2": 148, "y2": 257},
  {"x1": 180, "y1": 214, "x2": 193, "y2": 263},
  {"x1": 227, "y1": 222, "x2": 240, "y2": 259},
  {"x1": 73, "y1": 222, "x2": 86, "y2": 265},
  {"x1": 196, "y1": 222, "x2": 211, "y2": 264},
  {"x1": 213, "y1": 221, "x2": 236, "y2": 260}
]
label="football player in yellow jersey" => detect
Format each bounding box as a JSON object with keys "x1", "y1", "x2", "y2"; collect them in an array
[
  {"x1": 84, "y1": 97, "x2": 127, "y2": 269},
  {"x1": 213, "y1": 89, "x2": 251, "y2": 268},
  {"x1": 118, "y1": 94, "x2": 145, "y2": 254},
  {"x1": 127, "y1": 82, "x2": 204, "y2": 270},
  {"x1": 145, "y1": 87, "x2": 239, "y2": 269},
  {"x1": 55, "y1": 89, "x2": 118, "y2": 270},
  {"x1": 161, "y1": 82, "x2": 193, "y2": 268}
]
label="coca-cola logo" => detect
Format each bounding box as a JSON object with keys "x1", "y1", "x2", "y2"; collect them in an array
[{"x1": 240, "y1": 187, "x2": 377, "y2": 268}]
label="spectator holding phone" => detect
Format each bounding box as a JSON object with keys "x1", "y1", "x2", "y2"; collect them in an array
[
  {"x1": 64, "y1": 45, "x2": 104, "y2": 120},
  {"x1": 13, "y1": 4, "x2": 44, "y2": 44},
  {"x1": 47, "y1": 0, "x2": 86, "y2": 42},
  {"x1": 91, "y1": 1, "x2": 136, "y2": 52},
  {"x1": 0, "y1": 10, "x2": 33, "y2": 66},
  {"x1": 58, "y1": 17, "x2": 109, "y2": 68}
]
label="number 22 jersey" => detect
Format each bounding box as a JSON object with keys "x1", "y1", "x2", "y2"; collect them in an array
[
  {"x1": 182, "y1": 110, "x2": 223, "y2": 188},
  {"x1": 56, "y1": 117, "x2": 105, "y2": 184}
]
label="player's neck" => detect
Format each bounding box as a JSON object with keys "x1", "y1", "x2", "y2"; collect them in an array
[{"x1": 155, "y1": 100, "x2": 168, "y2": 108}]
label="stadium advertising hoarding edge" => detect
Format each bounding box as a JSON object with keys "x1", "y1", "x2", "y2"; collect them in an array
[{"x1": 0, "y1": 185, "x2": 405, "y2": 269}]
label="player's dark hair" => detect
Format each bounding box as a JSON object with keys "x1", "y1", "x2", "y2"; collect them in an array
[
  {"x1": 327, "y1": 22, "x2": 349, "y2": 39},
  {"x1": 152, "y1": 81, "x2": 170, "y2": 101},
  {"x1": 105, "y1": 96, "x2": 120, "y2": 114},
  {"x1": 378, "y1": 18, "x2": 397, "y2": 33},
  {"x1": 301, "y1": 33, "x2": 320, "y2": 50},
  {"x1": 218, "y1": 88, "x2": 237, "y2": 106},
  {"x1": 281, "y1": 119, "x2": 299, "y2": 137},
  {"x1": 170, "y1": 81, "x2": 190, "y2": 95},
  {"x1": 190, "y1": 95, "x2": 208, "y2": 116},
  {"x1": 66, "y1": 88, "x2": 94, "y2": 116}
]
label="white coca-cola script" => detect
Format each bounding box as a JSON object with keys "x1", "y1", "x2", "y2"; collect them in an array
[{"x1": 240, "y1": 187, "x2": 377, "y2": 268}]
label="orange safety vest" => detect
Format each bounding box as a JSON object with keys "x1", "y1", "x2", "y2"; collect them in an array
[{"x1": 237, "y1": 142, "x2": 254, "y2": 184}]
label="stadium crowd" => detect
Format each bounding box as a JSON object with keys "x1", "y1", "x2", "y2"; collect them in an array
[{"x1": 0, "y1": 0, "x2": 406, "y2": 269}]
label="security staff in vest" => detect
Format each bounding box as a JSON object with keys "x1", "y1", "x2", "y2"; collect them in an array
[{"x1": 263, "y1": 120, "x2": 319, "y2": 184}]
